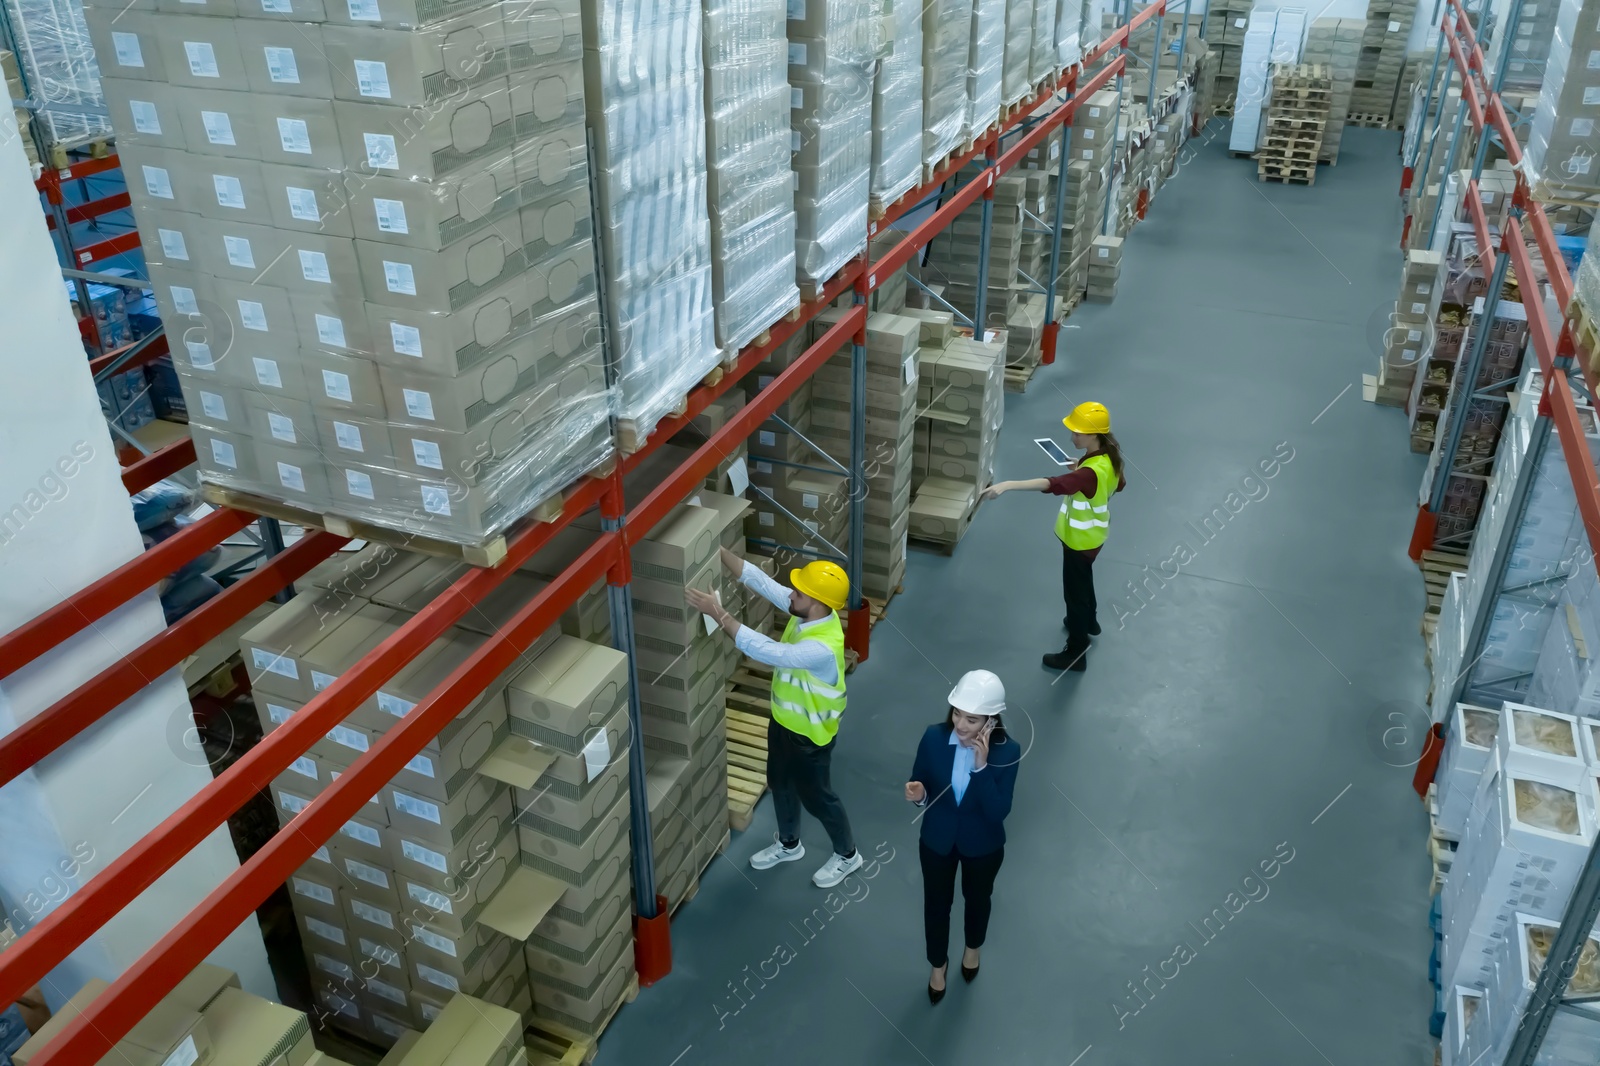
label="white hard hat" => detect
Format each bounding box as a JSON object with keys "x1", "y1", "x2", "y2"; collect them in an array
[{"x1": 948, "y1": 670, "x2": 1006, "y2": 716}]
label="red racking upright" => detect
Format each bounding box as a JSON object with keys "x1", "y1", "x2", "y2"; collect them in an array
[{"x1": 0, "y1": 8, "x2": 1172, "y2": 1060}]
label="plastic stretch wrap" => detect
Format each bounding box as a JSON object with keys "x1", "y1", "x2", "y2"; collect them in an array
[
  {"x1": 1077, "y1": 0, "x2": 1107, "y2": 58},
  {"x1": 92, "y1": 0, "x2": 616, "y2": 547},
  {"x1": 1521, "y1": 0, "x2": 1600, "y2": 200},
  {"x1": 788, "y1": 0, "x2": 876, "y2": 283},
  {"x1": 922, "y1": 0, "x2": 973, "y2": 171},
  {"x1": 870, "y1": 0, "x2": 922, "y2": 205},
  {"x1": 703, "y1": 0, "x2": 800, "y2": 351},
  {"x1": 1051, "y1": 0, "x2": 1081, "y2": 71},
  {"x1": 1002, "y1": 0, "x2": 1034, "y2": 104},
  {"x1": 966, "y1": 0, "x2": 1006, "y2": 137},
  {"x1": 2, "y1": 0, "x2": 110, "y2": 149},
  {"x1": 587, "y1": 0, "x2": 721, "y2": 436},
  {"x1": 1576, "y1": 236, "x2": 1600, "y2": 323}
]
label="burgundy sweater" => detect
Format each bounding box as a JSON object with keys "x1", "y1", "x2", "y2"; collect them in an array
[{"x1": 1041, "y1": 450, "x2": 1125, "y2": 560}]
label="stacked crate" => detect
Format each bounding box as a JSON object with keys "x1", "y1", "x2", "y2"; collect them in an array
[
  {"x1": 925, "y1": 166, "x2": 1030, "y2": 331},
  {"x1": 924, "y1": 0, "x2": 976, "y2": 176},
  {"x1": 1305, "y1": 19, "x2": 1364, "y2": 163},
  {"x1": 910, "y1": 333, "x2": 1004, "y2": 547},
  {"x1": 1375, "y1": 248, "x2": 1444, "y2": 409},
  {"x1": 1206, "y1": 0, "x2": 1252, "y2": 107},
  {"x1": 1349, "y1": 0, "x2": 1416, "y2": 124},
  {"x1": 1086, "y1": 235, "x2": 1121, "y2": 302},
  {"x1": 87, "y1": 0, "x2": 614, "y2": 548},
  {"x1": 1061, "y1": 159, "x2": 1102, "y2": 303},
  {"x1": 870, "y1": 0, "x2": 924, "y2": 214},
  {"x1": 1525, "y1": 0, "x2": 1600, "y2": 202},
  {"x1": 1257, "y1": 64, "x2": 1330, "y2": 185}
]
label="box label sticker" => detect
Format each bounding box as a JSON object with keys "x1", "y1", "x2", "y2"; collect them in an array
[
  {"x1": 787, "y1": 0, "x2": 803, "y2": 17},
  {"x1": 313, "y1": 954, "x2": 354, "y2": 981},
  {"x1": 328, "y1": 724, "x2": 367, "y2": 751},
  {"x1": 315, "y1": 314, "x2": 347, "y2": 348},
  {"x1": 345, "y1": 469, "x2": 375, "y2": 499},
  {"x1": 372, "y1": 1013, "x2": 408, "y2": 1041},
  {"x1": 184, "y1": 41, "x2": 220, "y2": 78},
  {"x1": 378, "y1": 692, "x2": 414, "y2": 718},
  {"x1": 293, "y1": 878, "x2": 335, "y2": 905},
  {"x1": 111, "y1": 31, "x2": 144, "y2": 68},
  {"x1": 374, "y1": 198, "x2": 409, "y2": 234},
  {"x1": 360, "y1": 939, "x2": 402, "y2": 968},
  {"x1": 268, "y1": 412, "x2": 297, "y2": 443},
  {"x1": 791, "y1": 86, "x2": 802, "y2": 109},
  {"x1": 390, "y1": 321, "x2": 423, "y2": 356},
  {"x1": 158, "y1": 228, "x2": 188, "y2": 260},
  {"x1": 406, "y1": 753, "x2": 435, "y2": 777},
  {"x1": 1083, "y1": 128, "x2": 1095, "y2": 140},
  {"x1": 261, "y1": 0, "x2": 292, "y2": 10},
  {"x1": 349, "y1": 898, "x2": 393, "y2": 928},
  {"x1": 788, "y1": 42, "x2": 806, "y2": 65},
  {"x1": 129, "y1": 100, "x2": 161, "y2": 135},
  {"x1": 210, "y1": 438, "x2": 237, "y2": 468},
  {"x1": 394, "y1": 791, "x2": 441, "y2": 823},
  {"x1": 345, "y1": 858, "x2": 389, "y2": 887},
  {"x1": 354, "y1": 59, "x2": 391, "y2": 99},
  {"x1": 583, "y1": 729, "x2": 610, "y2": 781},
  {"x1": 1408, "y1": 329, "x2": 1422, "y2": 342},
  {"x1": 286, "y1": 186, "x2": 320, "y2": 221},
  {"x1": 759, "y1": 430, "x2": 775, "y2": 446},
  {"x1": 224, "y1": 235, "x2": 255, "y2": 269},
  {"x1": 412, "y1": 438, "x2": 444, "y2": 470},
  {"x1": 383, "y1": 260, "x2": 417, "y2": 295},
  {"x1": 421, "y1": 485, "x2": 451, "y2": 516},
  {"x1": 277, "y1": 462, "x2": 306, "y2": 493},
  {"x1": 322, "y1": 369, "x2": 354, "y2": 403},
  {"x1": 202, "y1": 110, "x2": 235, "y2": 145},
  {"x1": 364, "y1": 133, "x2": 399, "y2": 170},
  {"x1": 1410, "y1": 302, "x2": 1425, "y2": 314},
  {"x1": 199, "y1": 391, "x2": 227, "y2": 420},
  {"x1": 213, "y1": 175, "x2": 246, "y2": 210},
  {"x1": 1233, "y1": 16, "x2": 1245, "y2": 26},
  {"x1": 366, "y1": 978, "x2": 406, "y2": 1005},
  {"x1": 254, "y1": 358, "x2": 283, "y2": 388},
  {"x1": 1573, "y1": 118, "x2": 1596, "y2": 138},
  {"x1": 277, "y1": 117, "x2": 312, "y2": 155},
  {"x1": 238, "y1": 300, "x2": 268, "y2": 332},
  {"x1": 728, "y1": 455, "x2": 749, "y2": 496},
  {"x1": 264, "y1": 45, "x2": 300, "y2": 83},
  {"x1": 802, "y1": 492, "x2": 819, "y2": 509},
  {"x1": 1586, "y1": 87, "x2": 1600, "y2": 106},
  {"x1": 185, "y1": 341, "x2": 214, "y2": 367},
  {"x1": 342, "y1": 819, "x2": 381, "y2": 847},
  {"x1": 161, "y1": 1035, "x2": 200, "y2": 1066},
  {"x1": 402, "y1": 388, "x2": 435, "y2": 420},
  {"x1": 1417, "y1": 283, "x2": 1431, "y2": 295},
  {"x1": 348, "y1": 0, "x2": 381, "y2": 18},
  {"x1": 1589, "y1": 49, "x2": 1600, "y2": 69},
  {"x1": 759, "y1": 512, "x2": 774, "y2": 527},
  {"x1": 904, "y1": 355, "x2": 916, "y2": 385},
  {"x1": 299, "y1": 249, "x2": 332, "y2": 283},
  {"x1": 333, "y1": 421, "x2": 364, "y2": 452},
  {"x1": 277, "y1": 791, "x2": 307, "y2": 814},
  {"x1": 143, "y1": 166, "x2": 174, "y2": 200},
  {"x1": 289, "y1": 755, "x2": 318, "y2": 779},
  {"x1": 401, "y1": 839, "x2": 448, "y2": 872},
  {"x1": 305, "y1": 917, "x2": 345, "y2": 945},
  {"x1": 407, "y1": 882, "x2": 452, "y2": 914}
]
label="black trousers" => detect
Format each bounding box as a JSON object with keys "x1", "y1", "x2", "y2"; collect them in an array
[
  {"x1": 768, "y1": 719, "x2": 855, "y2": 856},
  {"x1": 920, "y1": 842, "x2": 1006, "y2": 967},
  {"x1": 1062, "y1": 543, "x2": 1098, "y2": 650}
]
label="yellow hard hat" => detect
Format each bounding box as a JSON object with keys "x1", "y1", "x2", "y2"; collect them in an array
[
  {"x1": 1064, "y1": 401, "x2": 1111, "y2": 435},
  {"x1": 790, "y1": 560, "x2": 849, "y2": 611}
]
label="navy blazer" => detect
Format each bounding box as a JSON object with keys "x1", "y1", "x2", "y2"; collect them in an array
[{"x1": 911, "y1": 723, "x2": 1020, "y2": 858}]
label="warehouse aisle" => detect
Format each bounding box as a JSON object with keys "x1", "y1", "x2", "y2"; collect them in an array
[{"x1": 601, "y1": 125, "x2": 1433, "y2": 1066}]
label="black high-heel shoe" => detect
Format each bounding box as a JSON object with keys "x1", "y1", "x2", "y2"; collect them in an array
[
  {"x1": 929, "y1": 966, "x2": 947, "y2": 1004},
  {"x1": 961, "y1": 950, "x2": 980, "y2": 982}
]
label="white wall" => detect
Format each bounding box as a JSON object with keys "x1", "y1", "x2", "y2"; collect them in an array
[{"x1": 0, "y1": 108, "x2": 272, "y2": 1009}]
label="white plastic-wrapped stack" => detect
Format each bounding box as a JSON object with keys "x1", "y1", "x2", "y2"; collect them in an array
[
  {"x1": 1523, "y1": 0, "x2": 1600, "y2": 200},
  {"x1": 788, "y1": 0, "x2": 877, "y2": 285},
  {"x1": 1434, "y1": 702, "x2": 1501, "y2": 840},
  {"x1": 1229, "y1": 7, "x2": 1303, "y2": 152},
  {"x1": 1028, "y1": 0, "x2": 1055, "y2": 84},
  {"x1": 870, "y1": 0, "x2": 924, "y2": 210},
  {"x1": 587, "y1": 0, "x2": 722, "y2": 442},
  {"x1": 1002, "y1": 0, "x2": 1035, "y2": 105},
  {"x1": 1454, "y1": 913, "x2": 1600, "y2": 1066},
  {"x1": 2, "y1": 0, "x2": 111, "y2": 149},
  {"x1": 702, "y1": 0, "x2": 801, "y2": 352},
  {"x1": 966, "y1": 0, "x2": 1007, "y2": 138},
  {"x1": 923, "y1": 0, "x2": 975, "y2": 175}
]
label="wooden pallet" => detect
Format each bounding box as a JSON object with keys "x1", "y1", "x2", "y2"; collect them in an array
[
  {"x1": 726, "y1": 661, "x2": 772, "y2": 832},
  {"x1": 671, "y1": 828, "x2": 731, "y2": 915},
  {"x1": 1004, "y1": 360, "x2": 1041, "y2": 392},
  {"x1": 524, "y1": 976, "x2": 641, "y2": 1066},
  {"x1": 1346, "y1": 112, "x2": 1391, "y2": 128},
  {"x1": 1420, "y1": 549, "x2": 1469, "y2": 640},
  {"x1": 1258, "y1": 168, "x2": 1316, "y2": 185},
  {"x1": 617, "y1": 367, "x2": 724, "y2": 453}
]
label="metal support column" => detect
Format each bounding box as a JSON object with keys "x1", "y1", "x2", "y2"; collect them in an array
[
  {"x1": 1101, "y1": 0, "x2": 1128, "y2": 238},
  {"x1": 972, "y1": 144, "x2": 998, "y2": 337},
  {"x1": 1427, "y1": 244, "x2": 1512, "y2": 517},
  {"x1": 844, "y1": 278, "x2": 870, "y2": 660},
  {"x1": 1504, "y1": 838, "x2": 1600, "y2": 1065},
  {"x1": 1039, "y1": 118, "x2": 1075, "y2": 366},
  {"x1": 258, "y1": 518, "x2": 293, "y2": 605},
  {"x1": 1470, "y1": 0, "x2": 1525, "y2": 179},
  {"x1": 1175, "y1": 0, "x2": 1191, "y2": 81},
  {"x1": 1417, "y1": 58, "x2": 1456, "y2": 222}
]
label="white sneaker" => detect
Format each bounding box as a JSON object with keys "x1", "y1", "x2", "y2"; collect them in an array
[
  {"x1": 750, "y1": 837, "x2": 805, "y2": 870},
  {"x1": 811, "y1": 851, "x2": 864, "y2": 888}
]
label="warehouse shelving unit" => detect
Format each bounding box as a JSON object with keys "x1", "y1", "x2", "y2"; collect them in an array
[
  {"x1": 1404, "y1": 0, "x2": 1600, "y2": 1058},
  {"x1": 0, "y1": 7, "x2": 1172, "y2": 1059}
]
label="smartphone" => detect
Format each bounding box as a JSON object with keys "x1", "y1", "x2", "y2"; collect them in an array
[{"x1": 1034, "y1": 437, "x2": 1073, "y2": 466}]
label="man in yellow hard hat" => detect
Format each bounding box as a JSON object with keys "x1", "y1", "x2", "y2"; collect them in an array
[{"x1": 687, "y1": 551, "x2": 861, "y2": 888}]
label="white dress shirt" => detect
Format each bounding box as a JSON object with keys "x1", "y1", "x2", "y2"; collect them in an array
[{"x1": 733, "y1": 563, "x2": 840, "y2": 686}]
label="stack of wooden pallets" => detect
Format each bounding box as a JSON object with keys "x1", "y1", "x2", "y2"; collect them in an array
[{"x1": 1258, "y1": 64, "x2": 1331, "y2": 185}]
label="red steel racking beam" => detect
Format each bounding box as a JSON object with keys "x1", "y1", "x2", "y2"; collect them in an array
[
  {"x1": 121, "y1": 437, "x2": 197, "y2": 494},
  {"x1": 33, "y1": 155, "x2": 124, "y2": 198},
  {"x1": 44, "y1": 191, "x2": 132, "y2": 229},
  {"x1": 88, "y1": 333, "x2": 170, "y2": 380},
  {"x1": 67, "y1": 229, "x2": 141, "y2": 267}
]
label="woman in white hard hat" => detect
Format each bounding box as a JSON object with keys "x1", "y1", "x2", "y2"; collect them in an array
[
  {"x1": 904, "y1": 670, "x2": 1020, "y2": 1004},
  {"x1": 983, "y1": 400, "x2": 1125, "y2": 672}
]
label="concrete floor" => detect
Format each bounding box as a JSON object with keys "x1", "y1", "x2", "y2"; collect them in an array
[{"x1": 601, "y1": 124, "x2": 1435, "y2": 1066}]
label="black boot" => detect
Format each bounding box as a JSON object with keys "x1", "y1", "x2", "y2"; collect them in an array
[{"x1": 1043, "y1": 636, "x2": 1090, "y2": 672}]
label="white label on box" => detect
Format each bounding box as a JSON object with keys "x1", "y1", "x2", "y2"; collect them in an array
[
  {"x1": 299, "y1": 249, "x2": 331, "y2": 283},
  {"x1": 349, "y1": 898, "x2": 393, "y2": 928},
  {"x1": 383, "y1": 260, "x2": 417, "y2": 295},
  {"x1": 286, "y1": 186, "x2": 320, "y2": 222},
  {"x1": 1411, "y1": 302, "x2": 1426, "y2": 314},
  {"x1": 791, "y1": 86, "x2": 802, "y2": 109},
  {"x1": 345, "y1": 858, "x2": 388, "y2": 887},
  {"x1": 277, "y1": 791, "x2": 307, "y2": 814},
  {"x1": 403, "y1": 388, "x2": 435, "y2": 420},
  {"x1": 378, "y1": 692, "x2": 414, "y2": 718},
  {"x1": 111, "y1": 31, "x2": 144, "y2": 67},
  {"x1": 389, "y1": 322, "x2": 423, "y2": 357},
  {"x1": 1586, "y1": 87, "x2": 1600, "y2": 106},
  {"x1": 787, "y1": 0, "x2": 803, "y2": 17},
  {"x1": 788, "y1": 42, "x2": 806, "y2": 65},
  {"x1": 348, "y1": 0, "x2": 380, "y2": 18},
  {"x1": 366, "y1": 978, "x2": 406, "y2": 1005},
  {"x1": 394, "y1": 791, "x2": 441, "y2": 823},
  {"x1": 759, "y1": 512, "x2": 774, "y2": 527},
  {"x1": 1388, "y1": 19, "x2": 1399, "y2": 30},
  {"x1": 253, "y1": 649, "x2": 297, "y2": 683},
  {"x1": 253, "y1": 358, "x2": 283, "y2": 388},
  {"x1": 412, "y1": 927, "x2": 456, "y2": 957},
  {"x1": 184, "y1": 41, "x2": 219, "y2": 78},
  {"x1": 802, "y1": 492, "x2": 819, "y2": 509},
  {"x1": 265, "y1": 701, "x2": 294, "y2": 725},
  {"x1": 371, "y1": 1016, "x2": 408, "y2": 1042},
  {"x1": 213, "y1": 175, "x2": 245, "y2": 210},
  {"x1": 1418, "y1": 283, "x2": 1431, "y2": 295},
  {"x1": 401, "y1": 839, "x2": 447, "y2": 872},
  {"x1": 1083, "y1": 128, "x2": 1095, "y2": 141},
  {"x1": 373, "y1": 198, "x2": 408, "y2": 234},
  {"x1": 304, "y1": 918, "x2": 345, "y2": 946},
  {"x1": 268, "y1": 412, "x2": 296, "y2": 442},
  {"x1": 342, "y1": 820, "x2": 381, "y2": 848},
  {"x1": 1408, "y1": 329, "x2": 1422, "y2": 342},
  {"x1": 239, "y1": 300, "x2": 267, "y2": 332},
  {"x1": 412, "y1": 439, "x2": 443, "y2": 469},
  {"x1": 200, "y1": 391, "x2": 227, "y2": 420},
  {"x1": 161, "y1": 1035, "x2": 199, "y2": 1066},
  {"x1": 289, "y1": 755, "x2": 317, "y2": 780},
  {"x1": 328, "y1": 724, "x2": 366, "y2": 752},
  {"x1": 1403, "y1": 348, "x2": 1417, "y2": 360},
  {"x1": 360, "y1": 937, "x2": 402, "y2": 966},
  {"x1": 345, "y1": 469, "x2": 375, "y2": 499},
  {"x1": 904, "y1": 355, "x2": 916, "y2": 385},
  {"x1": 421, "y1": 485, "x2": 452, "y2": 515},
  {"x1": 364, "y1": 133, "x2": 399, "y2": 170},
  {"x1": 261, "y1": 0, "x2": 292, "y2": 9},
  {"x1": 313, "y1": 954, "x2": 353, "y2": 981},
  {"x1": 224, "y1": 235, "x2": 255, "y2": 269},
  {"x1": 1574, "y1": 119, "x2": 1596, "y2": 138},
  {"x1": 293, "y1": 878, "x2": 335, "y2": 905},
  {"x1": 315, "y1": 314, "x2": 346, "y2": 348},
  {"x1": 583, "y1": 729, "x2": 610, "y2": 781},
  {"x1": 420, "y1": 1001, "x2": 442, "y2": 1024},
  {"x1": 158, "y1": 228, "x2": 188, "y2": 260},
  {"x1": 129, "y1": 100, "x2": 160, "y2": 134},
  {"x1": 1589, "y1": 49, "x2": 1600, "y2": 69},
  {"x1": 407, "y1": 883, "x2": 452, "y2": 914},
  {"x1": 354, "y1": 59, "x2": 391, "y2": 99},
  {"x1": 1097, "y1": 246, "x2": 1108, "y2": 257},
  {"x1": 1233, "y1": 16, "x2": 1245, "y2": 26},
  {"x1": 185, "y1": 340, "x2": 213, "y2": 368},
  {"x1": 277, "y1": 462, "x2": 306, "y2": 493},
  {"x1": 143, "y1": 166, "x2": 174, "y2": 200},
  {"x1": 202, "y1": 110, "x2": 235, "y2": 145},
  {"x1": 417, "y1": 965, "x2": 459, "y2": 993},
  {"x1": 210, "y1": 438, "x2": 237, "y2": 468},
  {"x1": 728, "y1": 455, "x2": 750, "y2": 496},
  {"x1": 322, "y1": 369, "x2": 353, "y2": 403},
  {"x1": 405, "y1": 753, "x2": 435, "y2": 778},
  {"x1": 759, "y1": 430, "x2": 775, "y2": 446},
  {"x1": 264, "y1": 45, "x2": 300, "y2": 83},
  {"x1": 791, "y1": 129, "x2": 800, "y2": 152},
  {"x1": 333, "y1": 421, "x2": 364, "y2": 452},
  {"x1": 277, "y1": 117, "x2": 312, "y2": 155},
  {"x1": 756, "y1": 460, "x2": 771, "y2": 473}
]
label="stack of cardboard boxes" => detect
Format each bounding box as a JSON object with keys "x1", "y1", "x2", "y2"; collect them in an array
[
  {"x1": 965, "y1": 0, "x2": 1007, "y2": 139},
  {"x1": 1086, "y1": 235, "x2": 1122, "y2": 302},
  {"x1": 923, "y1": 0, "x2": 976, "y2": 177},
  {"x1": 870, "y1": 0, "x2": 925, "y2": 214},
  {"x1": 925, "y1": 166, "x2": 1028, "y2": 332},
  {"x1": 1374, "y1": 247, "x2": 1443, "y2": 409},
  {"x1": 1304, "y1": 18, "x2": 1365, "y2": 163},
  {"x1": 910, "y1": 332, "x2": 1004, "y2": 547},
  {"x1": 88, "y1": 0, "x2": 614, "y2": 547},
  {"x1": 1525, "y1": 0, "x2": 1600, "y2": 202},
  {"x1": 1349, "y1": 0, "x2": 1416, "y2": 124},
  {"x1": 1205, "y1": 0, "x2": 1251, "y2": 106}
]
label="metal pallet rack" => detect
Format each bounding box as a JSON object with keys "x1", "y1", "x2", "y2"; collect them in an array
[
  {"x1": 1402, "y1": 0, "x2": 1600, "y2": 1059},
  {"x1": 0, "y1": 8, "x2": 1168, "y2": 1060}
]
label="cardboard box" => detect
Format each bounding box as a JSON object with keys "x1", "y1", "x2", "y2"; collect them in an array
[
  {"x1": 204, "y1": 988, "x2": 315, "y2": 1066},
  {"x1": 505, "y1": 636, "x2": 630, "y2": 751},
  {"x1": 12, "y1": 980, "x2": 110, "y2": 1066},
  {"x1": 156, "y1": 18, "x2": 250, "y2": 93},
  {"x1": 517, "y1": 790, "x2": 629, "y2": 884},
  {"x1": 386, "y1": 775, "x2": 508, "y2": 847},
  {"x1": 334, "y1": 78, "x2": 519, "y2": 182},
  {"x1": 395, "y1": 993, "x2": 521, "y2": 1066}
]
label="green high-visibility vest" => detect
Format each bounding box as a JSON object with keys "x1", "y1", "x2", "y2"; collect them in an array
[
  {"x1": 1055, "y1": 453, "x2": 1113, "y2": 550},
  {"x1": 770, "y1": 612, "x2": 848, "y2": 746}
]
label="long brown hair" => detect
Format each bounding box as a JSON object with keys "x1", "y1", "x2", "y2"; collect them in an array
[{"x1": 1096, "y1": 432, "x2": 1125, "y2": 482}]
